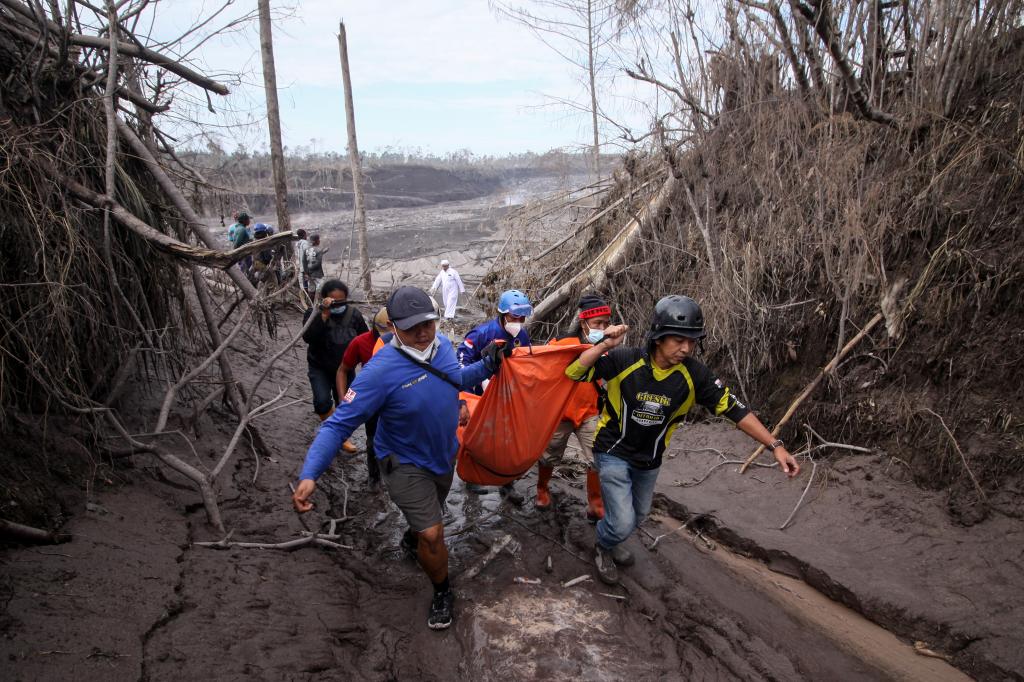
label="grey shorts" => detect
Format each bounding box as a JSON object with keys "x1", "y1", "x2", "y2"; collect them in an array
[{"x1": 381, "y1": 454, "x2": 453, "y2": 532}]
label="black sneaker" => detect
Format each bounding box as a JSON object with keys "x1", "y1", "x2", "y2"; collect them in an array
[
  {"x1": 594, "y1": 544, "x2": 619, "y2": 585},
  {"x1": 427, "y1": 589, "x2": 454, "y2": 630},
  {"x1": 499, "y1": 483, "x2": 524, "y2": 506},
  {"x1": 400, "y1": 529, "x2": 418, "y2": 559}
]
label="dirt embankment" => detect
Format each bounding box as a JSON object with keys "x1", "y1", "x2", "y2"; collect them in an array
[{"x1": 654, "y1": 422, "x2": 1024, "y2": 681}]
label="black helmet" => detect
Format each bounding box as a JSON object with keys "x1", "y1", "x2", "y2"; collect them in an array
[{"x1": 649, "y1": 295, "x2": 706, "y2": 340}]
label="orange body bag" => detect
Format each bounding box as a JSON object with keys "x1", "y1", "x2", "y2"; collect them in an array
[{"x1": 456, "y1": 343, "x2": 588, "y2": 486}]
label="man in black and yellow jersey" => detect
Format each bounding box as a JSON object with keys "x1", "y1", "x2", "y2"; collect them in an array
[{"x1": 566, "y1": 295, "x2": 800, "y2": 584}]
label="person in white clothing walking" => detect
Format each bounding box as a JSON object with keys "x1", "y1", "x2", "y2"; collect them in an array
[{"x1": 429, "y1": 260, "x2": 465, "y2": 320}]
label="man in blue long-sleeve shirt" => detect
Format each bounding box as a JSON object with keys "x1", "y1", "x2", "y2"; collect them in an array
[{"x1": 293, "y1": 286, "x2": 504, "y2": 631}]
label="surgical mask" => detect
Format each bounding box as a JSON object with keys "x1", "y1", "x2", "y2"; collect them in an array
[
  {"x1": 392, "y1": 331, "x2": 439, "y2": 363},
  {"x1": 329, "y1": 304, "x2": 347, "y2": 316},
  {"x1": 586, "y1": 328, "x2": 605, "y2": 344},
  {"x1": 504, "y1": 322, "x2": 522, "y2": 337}
]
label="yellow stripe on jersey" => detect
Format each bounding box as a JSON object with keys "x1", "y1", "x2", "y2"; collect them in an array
[
  {"x1": 595, "y1": 357, "x2": 646, "y2": 440},
  {"x1": 713, "y1": 386, "x2": 734, "y2": 416},
  {"x1": 661, "y1": 364, "x2": 697, "y2": 449}
]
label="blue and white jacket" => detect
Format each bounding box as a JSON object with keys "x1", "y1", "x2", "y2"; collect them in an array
[
  {"x1": 299, "y1": 336, "x2": 494, "y2": 479},
  {"x1": 456, "y1": 317, "x2": 530, "y2": 393}
]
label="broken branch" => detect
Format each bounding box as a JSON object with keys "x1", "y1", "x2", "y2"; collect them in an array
[{"x1": 740, "y1": 312, "x2": 884, "y2": 473}]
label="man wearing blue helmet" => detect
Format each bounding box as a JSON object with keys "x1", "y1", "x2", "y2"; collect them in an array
[
  {"x1": 456, "y1": 289, "x2": 533, "y2": 504},
  {"x1": 456, "y1": 289, "x2": 532, "y2": 387}
]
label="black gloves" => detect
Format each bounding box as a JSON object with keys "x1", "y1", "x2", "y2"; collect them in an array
[{"x1": 481, "y1": 340, "x2": 511, "y2": 370}]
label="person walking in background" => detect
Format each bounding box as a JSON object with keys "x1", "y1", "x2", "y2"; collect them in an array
[
  {"x1": 227, "y1": 210, "x2": 251, "y2": 246},
  {"x1": 566, "y1": 295, "x2": 800, "y2": 585},
  {"x1": 535, "y1": 293, "x2": 611, "y2": 521},
  {"x1": 303, "y1": 233, "x2": 327, "y2": 299},
  {"x1": 230, "y1": 211, "x2": 254, "y2": 278},
  {"x1": 335, "y1": 307, "x2": 392, "y2": 491},
  {"x1": 250, "y1": 223, "x2": 282, "y2": 286},
  {"x1": 294, "y1": 229, "x2": 310, "y2": 297},
  {"x1": 302, "y1": 279, "x2": 368, "y2": 454},
  {"x1": 429, "y1": 259, "x2": 465, "y2": 321},
  {"x1": 456, "y1": 289, "x2": 533, "y2": 504},
  {"x1": 292, "y1": 286, "x2": 507, "y2": 630}
]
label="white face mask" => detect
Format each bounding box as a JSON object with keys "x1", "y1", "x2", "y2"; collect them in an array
[
  {"x1": 392, "y1": 331, "x2": 439, "y2": 363},
  {"x1": 504, "y1": 322, "x2": 523, "y2": 337}
]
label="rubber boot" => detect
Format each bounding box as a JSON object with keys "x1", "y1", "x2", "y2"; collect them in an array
[
  {"x1": 586, "y1": 469, "x2": 605, "y2": 521},
  {"x1": 535, "y1": 465, "x2": 554, "y2": 509}
]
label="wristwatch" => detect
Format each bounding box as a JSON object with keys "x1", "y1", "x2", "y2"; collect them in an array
[{"x1": 767, "y1": 439, "x2": 785, "y2": 451}]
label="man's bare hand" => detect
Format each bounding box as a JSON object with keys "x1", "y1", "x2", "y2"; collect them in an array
[
  {"x1": 600, "y1": 324, "x2": 629, "y2": 348},
  {"x1": 773, "y1": 447, "x2": 800, "y2": 478},
  {"x1": 292, "y1": 479, "x2": 316, "y2": 512}
]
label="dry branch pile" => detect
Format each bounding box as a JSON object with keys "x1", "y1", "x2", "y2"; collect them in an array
[
  {"x1": 485, "y1": 0, "x2": 1024, "y2": 505},
  {"x1": 0, "y1": 0, "x2": 297, "y2": 534}
]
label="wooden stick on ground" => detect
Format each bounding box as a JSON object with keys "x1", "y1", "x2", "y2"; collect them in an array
[
  {"x1": 0, "y1": 519, "x2": 71, "y2": 545},
  {"x1": 461, "y1": 533, "x2": 515, "y2": 581},
  {"x1": 739, "y1": 312, "x2": 884, "y2": 473}
]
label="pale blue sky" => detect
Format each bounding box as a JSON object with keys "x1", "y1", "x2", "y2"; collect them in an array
[{"x1": 153, "y1": 1, "x2": 650, "y2": 156}]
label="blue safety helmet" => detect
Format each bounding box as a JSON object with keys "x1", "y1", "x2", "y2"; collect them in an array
[
  {"x1": 498, "y1": 289, "x2": 533, "y2": 317},
  {"x1": 253, "y1": 223, "x2": 269, "y2": 234}
]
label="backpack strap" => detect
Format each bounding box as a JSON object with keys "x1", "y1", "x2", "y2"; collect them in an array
[{"x1": 393, "y1": 348, "x2": 461, "y2": 391}]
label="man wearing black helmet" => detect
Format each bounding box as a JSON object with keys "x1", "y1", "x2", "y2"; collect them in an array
[{"x1": 567, "y1": 295, "x2": 800, "y2": 584}]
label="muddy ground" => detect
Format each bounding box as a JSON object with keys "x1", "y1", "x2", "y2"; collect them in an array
[
  {"x1": 3, "y1": 183, "x2": 1022, "y2": 680},
  {"x1": 0, "y1": 308, "x2": 984, "y2": 681},
  {"x1": 3, "y1": 301, "x2": 1015, "y2": 680}
]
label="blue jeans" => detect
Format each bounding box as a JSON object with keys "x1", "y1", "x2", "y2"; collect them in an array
[
  {"x1": 594, "y1": 452, "x2": 660, "y2": 550},
  {"x1": 307, "y1": 365, "x2": 339, "y2": 416}
]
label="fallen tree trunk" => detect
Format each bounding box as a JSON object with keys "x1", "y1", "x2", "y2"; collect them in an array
[
  {"x1": 61, "y1": 173, "x2": 292, "y2": 268},
  {"x1": 117, "y1": 118, "x2": 259, "y2": 299},
  {"x1": 531, "y1": 172, "x2": 676, "y2": 323},
  {"x1": 0, "y1": 519, "x2": 71, "y2": 545}
]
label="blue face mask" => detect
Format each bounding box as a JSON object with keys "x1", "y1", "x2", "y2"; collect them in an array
[
  {"x1": 329, "y1": 304, "x2": 348, "y2": 316},
  {"x1": 586, "y1": 328, "x2": 605, "y2": 344}
]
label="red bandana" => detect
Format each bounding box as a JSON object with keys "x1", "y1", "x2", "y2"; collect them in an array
[{"x1": 579, "y1": 305, "x2": 611, "y2": 320}]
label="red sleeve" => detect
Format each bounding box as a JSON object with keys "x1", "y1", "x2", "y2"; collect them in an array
[{"x1": 343, "y1": 332, "x2": 374, "y2": 368}]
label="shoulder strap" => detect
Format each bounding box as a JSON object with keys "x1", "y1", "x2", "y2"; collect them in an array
[{"x1": 393, "y1": 347, "x2": 461, "y2": 391}]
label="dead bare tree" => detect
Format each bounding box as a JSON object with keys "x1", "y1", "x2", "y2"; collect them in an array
[
  {"x1": 493, "y1": 0, "x2": 622, "y2": 179},
  {"x1": 257, "y1": 0, "x2": 293, "y2": 232},
  {"x1": 337, "y1": 20, "x2": 371, "y2": 295}
]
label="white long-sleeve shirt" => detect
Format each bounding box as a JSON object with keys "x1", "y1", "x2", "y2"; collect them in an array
[{"x1": 430, "y1": 268, "x2": 465, "y2": 296}]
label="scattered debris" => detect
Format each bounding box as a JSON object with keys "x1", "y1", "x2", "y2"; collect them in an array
[
  {"x1": 461, "y1": 533, "x2": 514, "y2": 581},
  {"x1": 513, "y1": 576, "x2": 541, "y2": 585},
  {"x1": 562, "y1": 574, "x2": 592, "y2": 588},
  {"x1": 598, "y1": 592, "x2": 627, "y2": 601},
  {"x1": 913, "y1": 641, "x2": 953, "y2": 662}
]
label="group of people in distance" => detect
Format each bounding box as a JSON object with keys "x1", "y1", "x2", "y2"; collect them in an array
[
  {"x1": 226, "y1": 209, "x2": 326, "y2": 298},
  {"x1": 289, "y1": 259, "x2": 802, "y2": 631}
]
